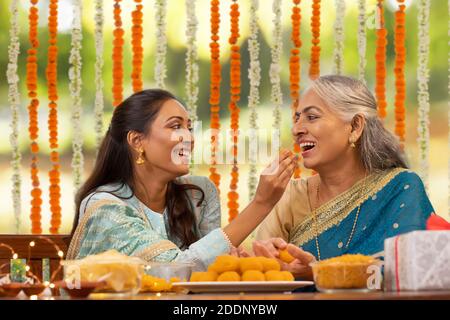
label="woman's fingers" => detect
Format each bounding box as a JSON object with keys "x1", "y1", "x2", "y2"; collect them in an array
[
  {"x1": 286, "y1": 244, "x2": 316, "y2": 265},
  {"x1": 252, "y1": 240, "x2": 278, "y2": 258},
  {"x1": 271, "y1": 237, "x2": 288, "y2": 250}
]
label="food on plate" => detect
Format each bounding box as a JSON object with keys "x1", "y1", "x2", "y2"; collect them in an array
[
  {"x1": 190, "y1": 271, "x2": 219, "y2": 282},
  {"x1": 239, "y1": 257, "x2": 264, "y2": 273},
  {"x1": 208, "y1": 255, "x2": 240, "y2": 273},
  {"x1": 241, "y1": 270, "x2": 265, "y2": 281},
  {"x1": 217, "y1": 271, "x2": 241, "y2": 282}
]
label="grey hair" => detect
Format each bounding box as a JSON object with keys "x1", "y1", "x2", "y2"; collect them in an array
[{"x1": 310, "y1": 75, "x2": 408, "y2": 173}]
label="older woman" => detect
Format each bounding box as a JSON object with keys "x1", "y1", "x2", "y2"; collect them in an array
[{"x1": 254, "y1": 75, "x2": 435, "y2": 279}]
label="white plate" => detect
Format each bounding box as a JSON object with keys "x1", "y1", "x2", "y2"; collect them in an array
[{"x1": 172, "y1": 281, "x2": 314, "y2": 293}]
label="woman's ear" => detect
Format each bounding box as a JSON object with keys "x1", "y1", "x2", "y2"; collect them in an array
[
  {"x1": 351, "y1": 114, "x2": 366, "y2": 140},
  {"x1": 127, "y1": 130, "x2": 144, "y2": 151}
]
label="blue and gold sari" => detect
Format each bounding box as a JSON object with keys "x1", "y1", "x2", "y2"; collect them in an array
[{"x1": 257, "y1": 168, "x2": 435, "y2": 261}]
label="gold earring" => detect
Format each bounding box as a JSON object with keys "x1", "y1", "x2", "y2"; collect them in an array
[
  {"x1": 136, "y1": 148, "x2": 145, "y2": 165},
  {"x1": 349, "y1": 137, "x2": 356, "y2": 148}
]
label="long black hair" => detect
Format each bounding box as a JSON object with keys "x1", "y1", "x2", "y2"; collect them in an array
[{"x1": 71, "y1": 89, "x2": 204, "y2": 248}]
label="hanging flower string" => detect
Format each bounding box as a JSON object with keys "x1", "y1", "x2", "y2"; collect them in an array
[
  {"x1": 417, "y1": 0, "x2": 431, "y2": 190},
  {"x1": 290, "y1": 0, "x2": 302, "y2": 178},
  {"x1": 155, "y1": 0, "x2": 168, "y2": 89},
  {"x1": 309, "y1": 0, "x2": 321, "y2": 79},
  {"x1": 248, "y1": 0, "x2": 260, "y2": 199},
  {"x1": 209, "y1": 0, "x2": 221, "y2": 192},
  {"x1": 94, "y1": 0, "x2": 104, "y2": 151},
  {"x1": 185, "y1": 0, "x2": 199, "y2": 123},
  {"x1": 7, "y1": 0, "x2": 22, "y2": 233},
  {"x1": 332, "y1": 0, "x2": 345, "y2": 75},
  {"x1": 375, "y1": 0, "x2": 388, "y2": 119},
  {"x1": 27, "y1": 0, "x2": 42, "y2": 234},
  {"x1": 228, "y1": 0, "x2": 241, "y2": 222},
  {"x1": 47, "y1": 0, "x2": 62, "y2": 234},
  {"x1": 112, "y1": 0, "x2": 124, "y2": 107},
  {"x1": 131, "y1": 0, "x2": 144, "y2": 92},
  {"x1": 357, "y1": 0, "x2": 367, "y2": 83},
  {"x1": 394, "y1": 0, "x2": 406, "y2": 147},
  {"x1": 448, "y1": 0, "x2": 450, "y2": 216},
  {"x1": 69, "y1": 0, "x2": 83, "y2": 192},
  {"x1": 270, "y1": 0, "x2": 283, "y2": 131}
]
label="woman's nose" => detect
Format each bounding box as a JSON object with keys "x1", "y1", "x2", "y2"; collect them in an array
[{"x1": 292, "y1": 120, "x2": 306, "y2": 137}]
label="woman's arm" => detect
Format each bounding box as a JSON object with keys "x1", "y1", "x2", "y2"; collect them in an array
[{"x1": 223, "y1": 150, "x2": 297, "y2": 247}]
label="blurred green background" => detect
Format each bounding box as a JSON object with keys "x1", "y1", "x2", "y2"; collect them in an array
[{"x1": 0, "y1": 0, "x2": 448, "y2": 237}]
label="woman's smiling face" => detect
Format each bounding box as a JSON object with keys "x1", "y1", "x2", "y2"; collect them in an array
[
  {"x1": 292, "y1": 88, "x2": 354, "y2": 171},
  {"x1": 140, "y1": 98, "x2": 194, "y2": 176}
]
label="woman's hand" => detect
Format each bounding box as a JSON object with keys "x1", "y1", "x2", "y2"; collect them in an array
[
  {"x1": 253, "y1": 150, "x2": 298, "y2": 210},
  {"x1": 279, "y1": 244, "x2": 316, "y2": 280},
  {"x1": 252, "y1": 239, "x2": 316, "y2": 280},
  {"x1": 229, "y1": 246, "x2": 253, "y2": 257}
]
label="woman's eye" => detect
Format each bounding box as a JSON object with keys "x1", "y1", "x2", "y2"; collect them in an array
[
  {"x1": 307, "y1": 115, "x2": 318, "y2": 121},
  {"x1": 172, "y1": 124, "x2": 181, "y2": 129}
]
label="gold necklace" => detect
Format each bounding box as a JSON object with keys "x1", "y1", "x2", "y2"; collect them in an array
[{"x1": 312, "y1": 174, "x2": 367, "y2": 261}]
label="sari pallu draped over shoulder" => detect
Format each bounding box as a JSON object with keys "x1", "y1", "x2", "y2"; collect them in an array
[{"x1": 289, "y1": 168, "x2": 434, "y2": 260}]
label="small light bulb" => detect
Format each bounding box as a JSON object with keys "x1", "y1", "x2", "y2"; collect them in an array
[
  {"x1": 43, "y1": 281, "x2": 50, "y2": 287},
  {"x1": 29, "y1": 241, "x2": 35, "y2": 247},
  {"x1": 58, "y1": 250, "x2": 64, "y2": 258},
  {"x1": 30, "y1": 295, "x2": 38, "y2": 300},
  {"x1": 49, "y1": 283, "x2": 55, "y2": 289},
  {"x1": 25, "y1": 265, "x2": 30, "y2": 271},
  {"x1": 12, "y1": 253, "x2": 18, "y2": 259}
]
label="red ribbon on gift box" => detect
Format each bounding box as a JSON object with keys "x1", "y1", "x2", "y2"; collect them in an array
[{"x1": 426, "y1": 214, "x2": 450, "y2": 230}]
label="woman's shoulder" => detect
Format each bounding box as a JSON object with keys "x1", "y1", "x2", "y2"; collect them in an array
[
  {"x1": 79, "y1": 183, "x2": 132, "y2": 218},
  {"x1": 378, "y1": 167, "x2": 424, "y2": 188}
]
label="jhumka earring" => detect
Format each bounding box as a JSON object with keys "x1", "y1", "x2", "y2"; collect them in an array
[
  {"x1": 136, "y1": 148, "x2": 145, "y2": 165},
  {"x1": 349, "y1": 137, "x2": 356, "y2": 148}
]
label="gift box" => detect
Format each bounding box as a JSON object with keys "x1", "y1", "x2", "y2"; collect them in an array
[{"x1": 384, "y1": 230, "x2": 450, "y2": 292}]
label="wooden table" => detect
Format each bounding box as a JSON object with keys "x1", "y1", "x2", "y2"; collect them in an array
[{"x1": 2, "y1": 290, "x2": 450, "y2": 300}]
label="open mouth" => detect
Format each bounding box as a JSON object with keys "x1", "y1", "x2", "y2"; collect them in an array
[{"x1": 300, "y1": 142, "x2": 316, "y2": 152}]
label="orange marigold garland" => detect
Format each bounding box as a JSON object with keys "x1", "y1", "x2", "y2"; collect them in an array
[
  {"x1": 46, "y1": 0, "x2": 61, "y2": 234},
  {"x1": 228, "y1": 1, "x2": 240, "y2": 222},
  {"x1": 309, "y1": 0, "x2": 321, "y2": 79},
  {"x1": 28, "y1": 0, "x2": 42, "y2": 234},
  {"x1": 209, "y1": 0, "x2": 221, "y2": 192},
  {"x1": 394, "y1": 0, "x2": 406, "y2": 146},
  {"x1": 131, "y1": 0, "x2": 143, "y2": 92},
  {"x1": 290, "y1": 0, "x2": 302, "y2": 178},
  {"x1": 112, "y1": 0, "x2": 124, "y2": 106},
  {"x1": 375, "y1": 0, "x2": 388, "y2": 119}
]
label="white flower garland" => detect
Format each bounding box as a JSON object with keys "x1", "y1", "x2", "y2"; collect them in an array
[
  {"x1": 248, "y1": 0, "x2": 261, "y2": 201},
  {"x1": 333, "y1": 0, "x2": 346, "y2": 75},
  {"x1": 155, "y1": 0, "x2": 168, "y2": 89},
  {"x1": 185, "y1": 0, "x2": 199, "y2": 123},
  {"x1": 270, "y1": 0, "x2": 283, "y2": 130},
  {"x1": 7, "y1": 0, "x2": 21, "y2": 233},
  {"x1": 357, "y1": 0, "x2": 367, "y2": 83},
  {"x1": 69, "y1": 0, "x2": 84, "y2": 192},
  {"x1": 417, "y1": 0, "x2": 430, "y2": 191},
  {"x1": 94, "y1": 0, "x2": 104, "y2": 153}
]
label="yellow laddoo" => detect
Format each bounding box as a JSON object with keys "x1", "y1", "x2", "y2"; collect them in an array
[
  {"x1": 260, "y1": 257, "x2": 281, "y2": 272},
  {"x1": 140, "y1": 274, "x2": 172, "y2": 292},
  {"x1": 217, "y1": 271, "x2": 241, "y2": 282},
  {"x1": 242, "y1": 270, "x2": 266, "y2": 281},
  {"x1": 265, "y1": 270, "x2": 287, "y2": 281},
  {"x1": 208, "y1": 255, "x2": 240, "y2": 273},
  {"x1": 190, "y1": 271, "x2": 218, "y2": 282},
  {"x1": 278, "y1": 249, "x2": 295, "y2": 263},
  {"x1": 281, "y1": 271, "x2": 295, "y2": 281},
  {"x1": 239, "y1": 257, "x2": 264, "y2": 273}
]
